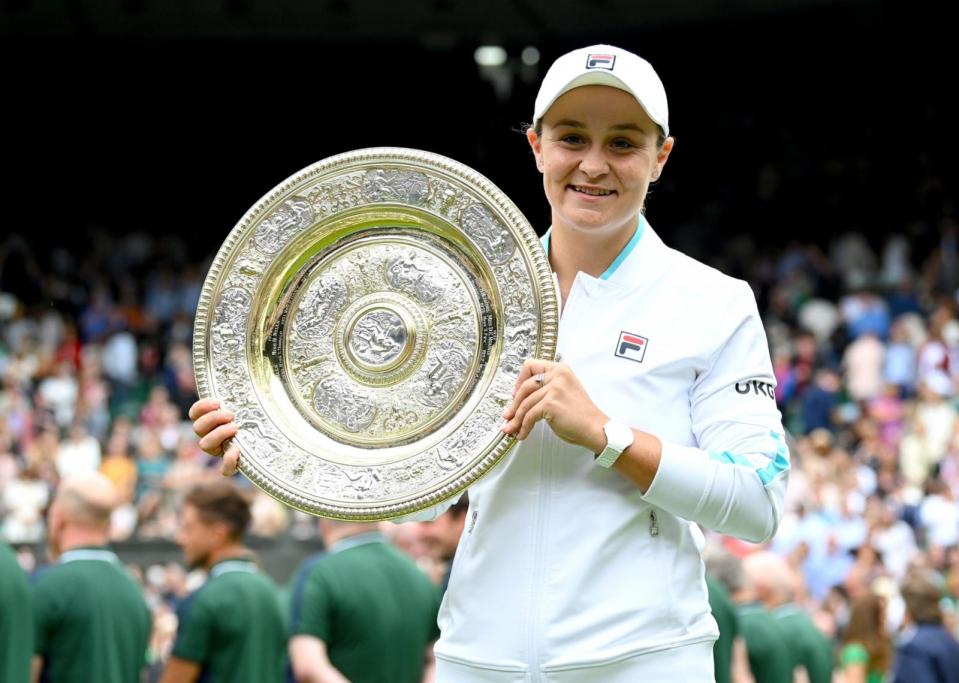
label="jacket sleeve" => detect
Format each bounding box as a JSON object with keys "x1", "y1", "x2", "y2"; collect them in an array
[{"x1": 642, "y1": 281, "x2": 790, "y2": 543}]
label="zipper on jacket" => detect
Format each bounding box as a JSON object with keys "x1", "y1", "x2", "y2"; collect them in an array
[
  {"x1": 467, "y1": 509, "x2": 478, "y2": 534},
  {"x1": 527, "y1": 414, "x2": 552, "y2": 682},
  {"x1": 649, "y1": 509, "x2": 659, "y2": 537}
]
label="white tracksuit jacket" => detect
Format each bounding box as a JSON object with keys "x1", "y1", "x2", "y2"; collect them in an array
[{"x1": 406, "y1": 218, "x2": 790, "y2": 680}]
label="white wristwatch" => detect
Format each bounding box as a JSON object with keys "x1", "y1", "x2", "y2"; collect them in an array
[{"x1": 595, "y1": 420, "x2": 634, "y2": 468}]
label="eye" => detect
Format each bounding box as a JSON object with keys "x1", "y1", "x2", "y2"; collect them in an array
[
  {"x1": 610, "y1": 138, "x2": 638, "y2": 150},
  {"x1": 558, "y1": 133, "x2": 585, "y2": 145}
]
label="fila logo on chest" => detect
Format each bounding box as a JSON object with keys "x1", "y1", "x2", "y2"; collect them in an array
[{"x1": 615, "y1": 331, "x2": 648, "y2": 363}]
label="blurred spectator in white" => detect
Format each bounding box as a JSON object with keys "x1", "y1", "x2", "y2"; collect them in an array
[
  {"x1": 38, "y1": 359, "x2": 79, "y2": 429},
  {"x1": 2, "y1": 464, "x2": 49, "y2": 543},
  {"x1": 102, "y1": 321, "x2": 138, "y2": 411},
  {"x1": 868, "y1": 499, "x2": 919, "y2": 582},
  {"x1": 914, "y1": 374, "x2": 957, "y2": 458},
  {"x1": 844, "y1": 331, "x2": 885, "y2": 402},
  {"x1": 797, "y1": 297, "x2": 841, "y2": 344},
  {"x1": 55, "y1": 420, "x2": 102, "y2": 477},
  {"x1": 918, "y1": 478, "x2": 959, "y2": 551}
]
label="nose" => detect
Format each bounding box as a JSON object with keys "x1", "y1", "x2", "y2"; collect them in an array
[{"x1": 578, "y1": 143, "x2": 609, "y2": 178}]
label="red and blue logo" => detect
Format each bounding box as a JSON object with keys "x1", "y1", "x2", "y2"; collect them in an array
[
  {"x1": 586, "y1": 53, "x2": 616, "y2": 70},
  {"x1": 615, "y1": 331, "x2": 648, "y2": 363}
]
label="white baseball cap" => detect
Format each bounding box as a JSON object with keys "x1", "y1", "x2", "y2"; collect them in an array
[{"x1": 532, "y1": 44, "x2": 669, "y2": 138}]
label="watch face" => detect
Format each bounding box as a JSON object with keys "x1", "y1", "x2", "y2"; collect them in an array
[{"x1": 605, "y1": 421, "x2": 634, "y2": 452}]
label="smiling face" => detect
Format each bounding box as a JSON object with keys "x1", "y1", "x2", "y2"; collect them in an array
[{"x1": 529, "y1": 84, "x2": 673, "y2": 239}]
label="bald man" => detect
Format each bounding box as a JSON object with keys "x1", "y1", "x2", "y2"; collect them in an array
[
  {"x1": 743, "y1": 551, "x2": 834, "y2": 683},
  {"x1": 711, "y1": 550, "x2": 793, "y2": 683},
  {"x1": 30, "y1": 473, "x2": 150, "y2": 683}
]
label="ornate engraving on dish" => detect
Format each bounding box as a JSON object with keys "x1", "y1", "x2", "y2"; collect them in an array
[
  {"x1": 306, "y1": 174, "x2": 365, "y2": 218},
  {"x1": 211, "y1": 287, "x2": 251, "y2": 355},
  {"x1": 502, "y1": 311, "x2": 539, "y2": 373},
  {"x1": 417, "y1": 340, "x2": 472, "y2": 408},
  {"x1": 460, "y1": 203, "x2": 516, "y2": 264},
  {"x1": 293, "y1": 274, "x2": 348, "y2": 340},
  {"x1": 253, "y1": 198, "x2": 314, "y2": 254},
  {"x1": 385, "y1": 252, "x2": 442, "y2": 302},
  {"x1": 312, "y1": 377, "x2": 377, "y2": 433},
  {"x1": 349, "y1": 309, "x2": 408, "y2": 366},
  {"x1": 363, "y1": 169, "x2": 429, "y2": 205}
]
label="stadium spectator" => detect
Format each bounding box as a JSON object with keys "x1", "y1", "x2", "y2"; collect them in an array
[
  {"x1": 723, "y1": 553, "x2": 794, "y2": 683},
  {"x1": 55, "y1": 420, "x2": 102, "y2": 478},
  {"x1": 160, "y1": 479, "x2": 286, "y2": 683},
  {"x1": 837, "y1": 592, "x2": 892, "y2": 683},
  {"x1": 414, "y1": 493, "x2": 469, "y2": 593},
  {"x1": 743, "y1": 551, "x2": 834, "y2": 683},
  {"x1": 892, "y1": 572, "x2": 959, "y2": 683},
  {"x1": 288, "y1": 519, "x2": 440, "y2": 683},
  {"x1": 704, "y1": 572, "x2": 751, "y2": 683},
  {"x1": 30, "y1": 472, "x2": 151, "y2": 683}
]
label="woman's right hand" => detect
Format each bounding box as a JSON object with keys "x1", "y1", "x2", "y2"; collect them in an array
[{"x1": 189, "y1": 398, "x2": 240, "y2": 476}]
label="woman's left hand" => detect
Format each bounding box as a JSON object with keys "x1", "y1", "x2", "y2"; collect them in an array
[{"x1": 502, "y1": 358, "x2": 608, "y2": 452}]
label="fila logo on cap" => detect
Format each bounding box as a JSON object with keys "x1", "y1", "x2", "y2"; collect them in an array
[
  {"x1": 586, "y1": 53, "x2": 616, "y2": 70},
  {"x1": 615, "y1": 331, "x2": 648, "y2": 363}
]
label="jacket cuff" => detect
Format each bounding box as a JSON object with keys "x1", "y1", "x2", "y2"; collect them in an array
[{"x1": 641, "y1": 440, "x2": 710, "y2": 518}]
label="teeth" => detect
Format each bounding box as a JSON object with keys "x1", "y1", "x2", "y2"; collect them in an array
[{"x1": 573, "y1": 186, "x2": 612, "y2": 196}]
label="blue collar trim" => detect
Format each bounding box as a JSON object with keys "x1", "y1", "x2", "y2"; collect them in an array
[{"x1": 539, "y1": 216, "x2": 645, "y2": 281}]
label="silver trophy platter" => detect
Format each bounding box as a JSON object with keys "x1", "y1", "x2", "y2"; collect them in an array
[{"x1": 193, "y1": 148, "x2": 558, "y2": 520}]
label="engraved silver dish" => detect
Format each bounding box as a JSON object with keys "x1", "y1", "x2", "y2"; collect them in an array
[{"x1": 193, "y1": 148, "x2": 558, "y2": 520}]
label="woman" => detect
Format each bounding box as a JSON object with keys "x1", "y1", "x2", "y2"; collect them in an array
[
  {"x1": 191, "y1": 44, "x2": 790, "y2": 681},
  {"x1": 839, "y1": 593, "x2": 891, "y2": 683}
]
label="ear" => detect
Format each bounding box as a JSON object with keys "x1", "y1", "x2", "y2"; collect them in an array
[
  {"x1": 211, "y1": 520, "x2": 232, "y2": 546},
  {"x1": 652, "y1": 136, "x2": 674, "y2": 181},
  {"x1": 527, "y1": 127, "x2": 544, "y2": 173}
]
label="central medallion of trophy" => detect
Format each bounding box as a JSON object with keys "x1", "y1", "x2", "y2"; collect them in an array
[
  {"x1": 348, "y1": 308, "x2": 409, "y2": 368},
  {"x1": 283, "y1": 235, "x2": 485, "y2": 448}
]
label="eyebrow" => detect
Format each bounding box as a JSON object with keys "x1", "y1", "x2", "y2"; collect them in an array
[{"x1": 552, "y1": 119, "x2": 649, "y2": 134}]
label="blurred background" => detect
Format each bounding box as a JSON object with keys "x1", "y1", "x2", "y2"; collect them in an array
[{"x1": 2, "y1": 0, "x2": 958, "y2": 680}]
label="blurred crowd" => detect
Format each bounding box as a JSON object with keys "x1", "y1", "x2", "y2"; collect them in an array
[
  {"x1": 0, "y1": 232, "x2": 302, "y2": 551},
  {"x1": 2, "y1": 209, "x2": 959, "y2": 680}
]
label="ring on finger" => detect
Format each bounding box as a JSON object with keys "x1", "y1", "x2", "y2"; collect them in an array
[{"x1": 534, "y1": 372, "x2": 546, "y2": 386}]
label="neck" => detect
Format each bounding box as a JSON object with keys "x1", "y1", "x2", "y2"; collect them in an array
[
  {"x1": 323, "y1": 524, "x2": 378, "y2": 548},
  {"x1": 53, "y1": 528, "x2": 109, "y2": 560},
  {"x1": 549, "y1": 217, "x2": 639, "y2": 299},
  {"x1": 205, "y1": 541, "x2": 250, "y2": 570}
]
